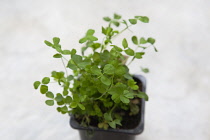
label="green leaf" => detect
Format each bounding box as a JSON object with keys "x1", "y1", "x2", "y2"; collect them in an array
[
  {"x1": 46, "y1": 91, "x2": 54, "y2": 98},
  {"x1": 63, "y1": 90, "x2": 68, "y2": 96},
  {"x1": 141, "y1": 67, "x2": 149, "y2": 73},
  {"x1": 67, "y1": 62, "x2": 77, "y2": 70},
  {"x1": 78, "y1": 103, "x2": 85, "y2": 110},
  {"x1": 71, "y1": 55, "x2": 82, "y2": 64},
  {"x1": 62, "y1": 50, "x2": 71, "y2": 55},
  {"x1": 70, "y1": 102, "x2": 78, "y2": 108},
  {"x1": 114, "y1": 119, "x2": 122, "y2": 126},
  {"x1": 67, "y1": 75, "x2": 74, "y2": 81},
  {"x1": 108, "y1": 121, "x2": 116, "y2": 129},
  {"x1": 103, "y1": 17, "x2": 111, "y2": 22},
  {"x1": 53, "y1": 37, "x2": 60, "y2": 45},
  {"x1": 42, "y1": 77, "x2": 50, "y2": 84},
  {"x1": 53, "y1": 54, "x2": 62, "y2": 58},
  {"x1": 71, "y1": 49, "x2": 77, "y2": 55},
  {"x1": 65, "y1": 96, "x2": 72, "y2": 104},
  {"x1": 88, "y1": 36, "x2": 98, "y2": 41},
  {"x1": 120, "y1": 95, "x2": 130, "y2": 103},
  {"x1": 135, "y1": 16, "x2": 149, "y2": 23},
  {"x1": 79, "y1": 37, "x2": 87, "y2": 44},
  {"x1": 33, "y1": 81, "x2": 41, "y2": 89},
  {"x1": 61, "y1": 106, "x2": 68, "y2": 112},
  {"x1": 147, "y1": 37, "x2": 155, "y2": 45},
  {"x1": 135, "y1": 52, "x2": 145, "y2": 59},
  {"x1": 125, "y1": 48, "x2": 135, "y2": 56},
  {"x1": 100, "y1": 76, "x2": 111, "y2": 86},
  {"x1": 104, "y1": 113, "x2": 112, "y2": 121},
  {"x1": 128, "y1": 79, "x2": 138, "y2": 90},
  {"x1": 44, "y1": 40, "x2": 53, "y2": 47},
  {"x1": 112, "y1": 21, "x2": 120, "y2": 27},
  {"x1": 137, "y1": 92, "x2": 149, "y2": 101},
  {"x1": 91, "y1": 66, "x2": 102, "y2": 75},
  {"x1": 103, "y1": 64, "x2": 115, "y2": 75},
  {"x1": 45, "y1": 100, "x2": 54, "y2": 106},
  {"x1": 86, "y1": 29, "x2": 95, "y2": 36},
  {"x1": 115, "y1": 66, "x2": 126, "y2": 76},
  {"x1": 114, "y1": 13, "x2": 121, "y2": 19},
  {"x1": 112, "y1": 45, "x2": 123, "y2": 52},
  {"x1": 123, "y1": 90, "x2": 134, "y2": 99},
  {"x1": 140, "y1": 37, "x2": 147, "y2": 44},
  {"x1": 132, "y1": 36, "x2": 138, "y2": 45},
  {"x1": 55, "y1": 93, "x2": 63, "y2": 102},
  {"x1": 122, "y1": 38, "x2": 128, "y2": 49},
  {"x1": 40, "y1": 85, "x2": 48, "y2": 94},
  {"x1": 129, "y1": 19, "x2": 137, "y2": 24}
]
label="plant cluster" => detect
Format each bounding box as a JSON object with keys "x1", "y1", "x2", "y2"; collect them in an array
[{"x1": 33, "y1": 13, "x2": 157, "y2": 129}]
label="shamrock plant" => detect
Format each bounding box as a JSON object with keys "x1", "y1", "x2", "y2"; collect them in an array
[{"x1": 33, "y1": 13, "x2": 157, "y2": 130}]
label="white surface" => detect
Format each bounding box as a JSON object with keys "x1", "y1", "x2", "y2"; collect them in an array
[{"x1": 0, "y1": 0, "x2": 210, "y2": 140}]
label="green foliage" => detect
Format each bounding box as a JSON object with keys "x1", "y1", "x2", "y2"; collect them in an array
[{"x1": 33, "y1": 13, "x2": 157, "y2": 130}]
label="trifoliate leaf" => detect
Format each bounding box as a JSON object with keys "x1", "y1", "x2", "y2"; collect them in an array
[
  {"x1": 45, "y1": 100, "x2": 54, "y2": 106},
  {"x1": 33, "y1": 81, "x2": 41, "y2": 89}
]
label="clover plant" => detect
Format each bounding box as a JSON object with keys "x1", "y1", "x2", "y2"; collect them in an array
[{"x1": 33, "y1": 13, "x2": 157, "y2": 129}]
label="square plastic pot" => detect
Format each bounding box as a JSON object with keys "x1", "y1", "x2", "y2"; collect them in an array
[{"x1": 70, "y1": 75, "x2": 146, "y2": 140}]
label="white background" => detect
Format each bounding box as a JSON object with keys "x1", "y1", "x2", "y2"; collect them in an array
[{"x1": 0, "y1": 0, "x2": 210, "y2": 140}]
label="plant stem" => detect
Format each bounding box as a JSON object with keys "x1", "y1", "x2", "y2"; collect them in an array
[{"x1": 61, "y1": 57, "x2": 68, "y2": 77}]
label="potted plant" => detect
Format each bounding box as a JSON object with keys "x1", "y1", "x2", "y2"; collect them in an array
[{"x1": 33, "y1": 13, "x2": 157, "y2": 140}]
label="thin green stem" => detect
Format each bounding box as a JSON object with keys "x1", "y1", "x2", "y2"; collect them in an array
[{"x1": 61, "y1": 57, "x2": 69, "y2": 77}]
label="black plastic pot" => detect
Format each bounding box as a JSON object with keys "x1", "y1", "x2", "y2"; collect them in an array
[{"x1": 70, "y1": 75, "x2": 146, "y2": 140}]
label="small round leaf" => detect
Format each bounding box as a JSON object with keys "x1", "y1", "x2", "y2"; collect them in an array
[{"x1": 45, "y1": 100, "x2": 54, "y2": 106}]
